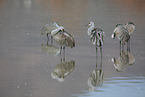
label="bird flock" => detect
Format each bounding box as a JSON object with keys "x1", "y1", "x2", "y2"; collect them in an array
[
  {"x1": 41, "y1": 21, "x2": 135, "y2": 83},
  {"x1": 41, "y1": 21, "x2": 135, "y2": 58}
]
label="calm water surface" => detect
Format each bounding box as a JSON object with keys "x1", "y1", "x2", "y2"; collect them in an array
[{"x1": 0, "y1": 0, "x2": 145, "y2": 97}]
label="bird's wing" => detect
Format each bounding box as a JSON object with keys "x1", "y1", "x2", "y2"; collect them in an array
[
  {"x1": 41, "y1": 22, "x2": 60, "y2": 34},
  {"x1": 63, "y1": 31, "x2": 74, "y2": 41},
  {"x1": 62, "y1": 31, "x2": 75, "y2": 47},
  {"x1": 124, "y1": 22, "x2": 135, "y2": 35}
]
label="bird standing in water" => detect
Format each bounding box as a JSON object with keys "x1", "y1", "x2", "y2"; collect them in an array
[
  {"x1": 111, "y1": 22, "x2": 135, "y2": 52},
  {"x1": 86, "y1": 21, "x2": 105, "y2": 57},
  {"x1": 41, "y1": 22, "x2": 60, "y2": 44},
  {"x1": 50, "y1": 25, "x2": 75, "y2": 57}
]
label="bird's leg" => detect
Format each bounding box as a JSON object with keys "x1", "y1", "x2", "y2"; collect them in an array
[
  {"x1": 96, "y1": 46, "x2": 98, "y2": 68},
  {"x1": 122, "y1": 42, "x2": 124, "y2": 52},
  {"x1": 127, "y1": 39, "x2": 130, "y2": 52},
  {"x1": 60, "y1": 46, "x2": 62, "y2": 57},
  {"x1": 51, "y1": 36, "x2": 53, "y2": 44},
  {"x1": 100, "y1": 47, "x2": 102, "y2": 69},
  {"x1": 63, "y1": 46, "x2": 65, "y2": 59}
]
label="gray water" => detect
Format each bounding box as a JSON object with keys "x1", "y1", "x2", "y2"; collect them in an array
[{"x1": 0, "y1": 0, "x2": 145, "y2": 97}]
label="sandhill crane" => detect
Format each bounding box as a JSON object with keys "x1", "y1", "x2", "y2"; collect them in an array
[
  {"x1": 86, "y1": 21, "x2": 105, "y2": 57},
  {"x1": 111, "y1": 22, "x2": 135, "y2": 52},
  {"x1": 50, "y1": 25, "x2": 75, "y2": 57},
  {"x1": 41, "y1": 22, "x2": 60, "y2": 44}
]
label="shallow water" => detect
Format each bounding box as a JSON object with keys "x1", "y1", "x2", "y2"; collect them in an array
[
  {"x1": 0, "y1": 0, "x2": 145, "y2": 97},
  {"x1": 74, "y1": 76, "x2": 145, "y2": 97}
]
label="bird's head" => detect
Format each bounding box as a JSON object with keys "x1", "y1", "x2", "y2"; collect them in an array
[
  {"x1": 85, "y1": 21, "x2": 94, "y2": 27},
  {"x1": 59, "y1": 26, "x2": 65, "y2": 32},
  {"x1": 111, "y1": 32, "x2": 116, "y2": 39},
  {"x1": 111, "y1": 24, "x2": 122, "y2": 39}
]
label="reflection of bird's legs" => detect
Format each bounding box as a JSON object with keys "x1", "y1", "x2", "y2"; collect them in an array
[
  {"x1": 63, "y1": 56, "x2": 65, "y2": 62},
  {"x1": 60, "y1": 55, "x2": 65, "y2": 63},
  {"x1": 120, "y1": 41, "x2": 121, "y2": 56},
  {"x1": 51, "y1": 36, "x2": 53, "y2": 44},
  {"x1": 127, "y1": 39, "x2": 130, "y2": 52}
]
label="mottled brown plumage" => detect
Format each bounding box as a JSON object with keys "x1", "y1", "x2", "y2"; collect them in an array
[{"x1": 53, "y1": 30, "x2": 75, "y2": 48}]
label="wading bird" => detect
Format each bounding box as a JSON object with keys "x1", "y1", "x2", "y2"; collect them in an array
[
  {"x1": 88, "y1": 46, "x2": 104, "y2": 91},
  {"x1": 41, "y1": 22, "x2": 60, "y2": 44},
  {"x1": 111, "y1": 22, "x2": 135, "y2": 52},
  {"x1": 50, "y1": 25, "x2": 75, "y2": 57},
  {"x1": 86, "y1": 21, "x2": 105, "y2": 57}
]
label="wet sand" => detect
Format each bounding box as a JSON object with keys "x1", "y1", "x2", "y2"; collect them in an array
[{"x1": 0, "y1": 0, "x2": 145, "y2": 97}]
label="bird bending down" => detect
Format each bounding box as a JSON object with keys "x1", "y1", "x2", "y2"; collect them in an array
[
  {"x1": 111, "y1": 22, "x2": 135, "y2": 52},
  {"x1": 86, "y1": 21, "x2": 105, "y2": 57},
  {"x1": 41, "y1": 22, "x2": 60, "y2": 44},
  {"x1": 50, "y1": 25, "x2": 75, "y2": 57}
]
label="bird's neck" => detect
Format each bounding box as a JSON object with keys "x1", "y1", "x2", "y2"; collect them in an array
[
  {"x1": 51, "y1": 28, "x2": 60, "y2": 36},
  {"x1": 88, "y1": 24, "x2": 94, "y2": 36}
]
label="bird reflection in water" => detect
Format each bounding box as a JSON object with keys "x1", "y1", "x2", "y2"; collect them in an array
[
  {"x1": 41, "y1": 41, "x2": 60, "y2": 55},
  {"x1": 88, "y1": 48, "x2": 104, "y2": 91},
  {"x1": 112, "y1": 49, "x2": 135, "y2": 72},
  {"x1": 51, "y1": 57, "x2": 75, "y2": 82}
]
